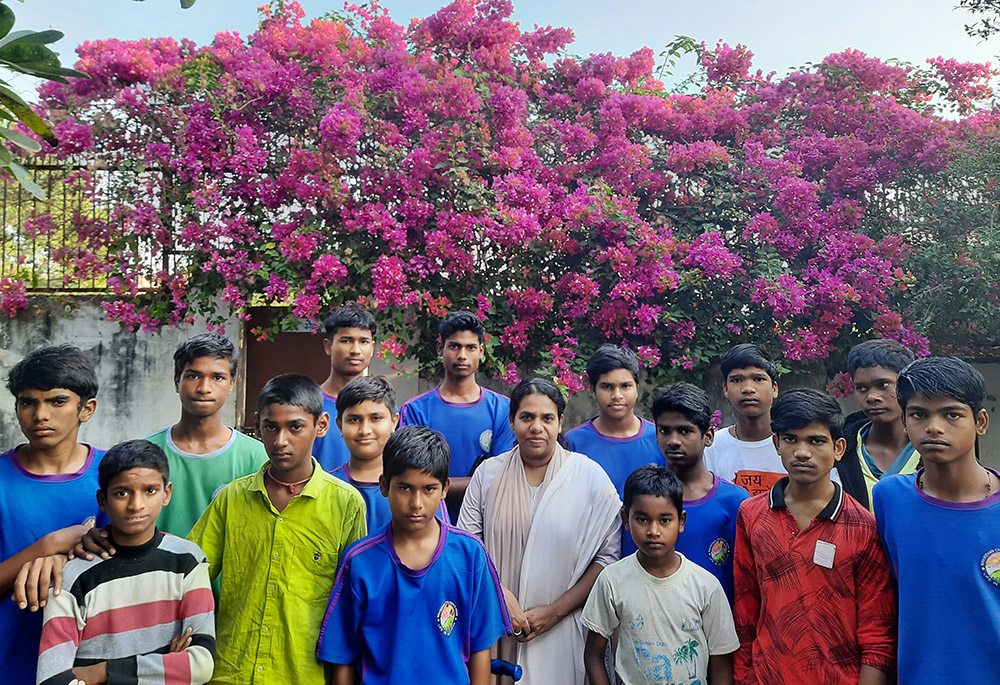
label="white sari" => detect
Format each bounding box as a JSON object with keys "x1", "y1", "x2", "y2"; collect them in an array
[{"x1": 465, "y1": 445, "x2": 621, "y2": 685}]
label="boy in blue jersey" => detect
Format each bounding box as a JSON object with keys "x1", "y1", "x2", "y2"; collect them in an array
[
  {"x1": 318, "y1": 425, "x2": 511, "y2": 684},
  {"x1": 331, "y1": 376, "x2": 450, "y2": 532},
  {"x1": 837, "y1": 339, "x2": 919, "y2": 512},
  {"x1": 652, "y1": 382, "x2": 748, "y2": 603},
  {"x1": 566, "y1": 344, "x2": 664, "y2": 557},
  {"x1": 315, "y1": 303, "x2": 378, "y2": 471},
  {"x1": 873, "y1": 357, "x2": 1000, "y2": 685},
  {"x1": 0, "y1": 346, "x2": 106, "y2": 683},
  {"x1": 398, "y1": 311, "x2": 515, "y2": 520}
]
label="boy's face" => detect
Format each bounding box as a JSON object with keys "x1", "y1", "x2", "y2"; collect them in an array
[
  {"x1": 337, "y1": 400, "x2": 399, "y2": 462},
  {"x1": 774, "y1": 422, "x2": 846, "y2": 486},
  {"x1": 97, "y1": 467, "x2": 172, "y2": 547},
  {"x1": 593, "y1": 369, "x2": 638, "y2": 423},
  {"x1": 901, "y1": 392, "x2": 988, "y2": 466},
  {"x1": 623, "y1": 494, "x2": 685, "y2": 563},
  {"x1": 852, "y1": 366, "x2": 902, "y2": 425},
  {"x1": 380, "y1": 468, "x2": 450, "y2": 535},
  {"x1": 325, "y1": 327, "x2": 374, "y2": 380},
  {"x1": 438, "y1": 330, "x2": 484, "y2": 380},
  {"x1": 15, "y1": 387, "x2": 97, "y2": 450},
  {"x1": 257, "y1": 403, "x2": 329, "y2": 472},
  {"x1": 723, "y1": 366, "x2": 777, "y2": 419},
  {"x1": 175, "y1": 356, "x2": 235, "y2": 418},
  {"x1": 654, "y1": 411, "x2": 714, "y2": 471}
]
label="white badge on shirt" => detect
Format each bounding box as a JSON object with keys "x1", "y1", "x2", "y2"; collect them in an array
[{"x1": 813, "y1": 540, "x2": 836, "y2": 568}]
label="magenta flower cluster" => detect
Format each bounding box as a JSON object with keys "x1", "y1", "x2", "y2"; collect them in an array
[{"x1": 4, "y1": 0, "x2": 997, "y2": 388}]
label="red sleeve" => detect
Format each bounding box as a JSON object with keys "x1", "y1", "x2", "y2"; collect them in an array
[
  {"x1": 854, "y1": 521, "x2": 897, "y2": 674},
  {"x1": 732, "y1": 501, "x2": 759, "y2": 685}
]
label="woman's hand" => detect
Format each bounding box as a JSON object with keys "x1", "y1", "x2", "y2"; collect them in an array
[
  {"x1": 520, "y1": 603, "x2": 563, "y2": 641},
  {"x1": 502, "y1": 585, "x2": 531, "y2": 639}
]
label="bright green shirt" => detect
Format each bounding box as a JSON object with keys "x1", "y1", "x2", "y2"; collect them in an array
[
  {"x1": 188, "y1": 459, "x2": 367, "y2": 684},
  {"x1": 146, "y1": 427, "x2": 268, "y2": 537}
]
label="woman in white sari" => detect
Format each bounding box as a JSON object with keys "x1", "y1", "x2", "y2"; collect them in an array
[{"x1": 458, "y1": 378, "x2": 622, "y2": 685}]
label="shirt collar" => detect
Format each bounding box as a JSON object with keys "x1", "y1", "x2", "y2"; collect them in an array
[
  {"x1": 249, "y1": 457, "x2": 326, "y2": 500},
  {"x1": 768, "y1": 476, "x2": 845, "y2": 521}
]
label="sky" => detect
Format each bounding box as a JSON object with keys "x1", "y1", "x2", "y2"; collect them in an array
[{"x1": 6, "y1": 0, "x2": 998, "y2": 97}]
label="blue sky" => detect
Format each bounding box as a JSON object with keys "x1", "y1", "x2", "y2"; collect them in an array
[{"x1": 8, "y1": 0, "x2": 998, "y2": 94}]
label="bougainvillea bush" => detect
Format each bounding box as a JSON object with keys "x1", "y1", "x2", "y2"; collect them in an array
[{"x1": 6, "y1": 0, "x2": 1000, "y2": 389}]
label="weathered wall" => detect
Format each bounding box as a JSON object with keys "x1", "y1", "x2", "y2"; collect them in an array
[
  {"x1": 3, "y1": 298, "x2": 998, "y2": 470},
  {"x1": 0, "y1": 298, "x2": 240, "y2": 449}
]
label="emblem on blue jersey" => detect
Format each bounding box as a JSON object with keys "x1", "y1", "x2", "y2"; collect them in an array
[
  {"x1": 708, "y1": 537, "x2": 730, "y2": 566},
  {"x1": 479, "y1": 430, "x2": 493, "y2": 452},
  {"x1": 629, "y1": 614, "x2": 645, "y2": 631},
  {"x1": 437, "y1": 600, "x2": 458, "y2": 636},
  {"x1": 981, "y1": 548, "x2": 1000, "y2": 587}
]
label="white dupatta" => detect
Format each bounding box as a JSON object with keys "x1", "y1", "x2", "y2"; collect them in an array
[{"x1": 483, "y1": 446, "x2": 621, "y2": 685}]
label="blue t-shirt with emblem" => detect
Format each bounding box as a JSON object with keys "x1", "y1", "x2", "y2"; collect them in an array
[
  {"x1": 874, "y1": 470, "x2": 1000, "y2": 685},
  {"x1": 317, "y1": 523, "x2": 511, "y2": 682},
  {"x1": 398, "y1": 387, "x2": 516, "y2": 479},
  {"x1": 0, "y1": 445, "x2": 107, "y2": 683},
  {"x1": 565, "y1": 418, "x2": 665, "y2": 557},
  {"x1": 675, "y1": 474, "x2": 748, "y2": 605},
  {"x1": 313, "y1": 392, "x2": 350, "y2": 472},
  {"x1": 331, "y1": 463, "x2": 450, "y2": 533}
]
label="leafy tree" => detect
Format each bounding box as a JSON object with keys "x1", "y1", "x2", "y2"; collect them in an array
[{"x1": 960, "y1": 0, "x2": 1000, "y2": 41}]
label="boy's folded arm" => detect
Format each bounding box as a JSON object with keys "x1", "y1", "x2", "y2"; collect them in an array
[{"x1": 36, "y1": 580, "x2": 86, "y2": 685}]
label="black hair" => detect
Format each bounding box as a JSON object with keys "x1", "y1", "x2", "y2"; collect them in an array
[
  {"x1": 651, "y1": 382, "x2": 712, "y2": 433},
  {"x1": 7, "y1": 345, "x2": 99, "y2": 404},
  {"x1": 324, "y1": 303, "x2": 377, "y2": 338},
  {"x1": 336, "y1": 376, "x2": 397, "y2": 416},
  {"x1": 382, "y1": 425, "x2": 450, "y2": 485},
  {"x1": 897, "y1": 357, "x2": 986, "y2": 413},
  {"x1": 770, "y1": 387, "x2": 845, "y2": 440},
  {"x1": 586, "y1": 344, "x2": 639, "y2": 388},
  {"x1": 257, "y1": 374, "x2": 324, "y2": 421},
  {"x1": 720, "y1": 343, "x2": 777, "y2": 382},
  {"x1": 439, "y1": 311, "x2": 486, "y2": 343},
  {"x1": 847, "y1": 339, "x2": 915, "y2": 376},
  {"x1": 173, "y1": 333, "x2": 238, "y2": 384},
  {"x1": 98, "y1": 439, "x2": 169, "y2": 491},
  {"x1": 623, "y1": 464, "x2": 684, "y2": 516},
  {"x1": 509, "y1": 378, "x2": 566, "y2": 420}
]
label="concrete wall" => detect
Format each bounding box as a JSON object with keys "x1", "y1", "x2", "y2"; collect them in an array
[
  {"x1": 3, "y1": 297, "x2": 998, "y2": 470},
  {"x1": 0, "y1": 298, "x2": 240, "y2": 449}
]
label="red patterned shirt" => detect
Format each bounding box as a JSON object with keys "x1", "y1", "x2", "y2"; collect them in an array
[{"x1": 733, "y1": 479, "x2": 895, "y2": 684}]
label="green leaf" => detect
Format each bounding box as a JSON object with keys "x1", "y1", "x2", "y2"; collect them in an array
[
  {"x1": 0, "y1": 29, "x2": 63, "y2": 49},
  {"x1": 0, "y1": 144, "x2": 12, "y2": 165},
  {"x1": 0, "y1": 43, "x2": 61, "y2": 71},
  {"x1": 0, "y1": 86, "x2": 56, "y2": 144},
  {"x1": 0, "y1": 126, "x2": 40, "y2": 152},
  {"x1": 0, "y1": 5, "x2": 15, "y2": 41},
  {"x1": 7, "y1": 160, "x2": 45, "y2": 199},
  {"x1": 180, "y1": 0, "x2": 198, "y2": 7}
]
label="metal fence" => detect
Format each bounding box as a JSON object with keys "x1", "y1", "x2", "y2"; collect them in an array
[{"x1": 0, "y1": 157, "x2": 119, "y2": 291}]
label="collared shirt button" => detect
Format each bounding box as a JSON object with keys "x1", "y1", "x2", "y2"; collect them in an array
[
  {"x1": 273, "y1": 552, "x2": 280, "y2": 558},
  {"x1": 277, "y1": 517, "x2": 283, "y2": 523}
]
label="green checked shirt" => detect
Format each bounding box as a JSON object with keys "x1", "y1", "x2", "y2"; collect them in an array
[{"x1": 189, "y1": 458, "x2": 366, "y2": 684}]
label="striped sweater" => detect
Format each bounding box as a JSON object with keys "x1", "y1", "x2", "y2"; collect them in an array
[{"x1": 36, "y1": 531, "x2": 215, "y2": 685}]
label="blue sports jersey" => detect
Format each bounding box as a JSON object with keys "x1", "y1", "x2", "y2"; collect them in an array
[
  {"x1": 331, "y1": 464, "x2": 451, "y2": 532},
  {"x1": 0, "y1": 445, "x2": 107, "y2": 683},
  {"x1": 675, "y1": 474, "x2": 748, "y2": 605},
  {"x1": 317, "y1": 523, "x2": 511, "y2": 683},
  {"x1": 874, "y1": 471, "x2": 1000, "y2": 684},
  {"x1": 313, "y1": 392, "x2": 350, "y2": 472},
  {"x1": 565, "y1": 418, "x2": 664, "y2": 557},
  {"x1": 398, "y1": 388, "x2": 516, "y2": 479}
]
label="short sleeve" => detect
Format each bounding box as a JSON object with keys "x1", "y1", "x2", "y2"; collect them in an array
[
  {"x1": 491, "y1": 410, "x2": 516, "y2": 455},
  {"x1": 316, "y1": 554, "x2": 363, "y2": 665},
  {"x1": 701, "y1": 579, "x2": 740, "y2": 656},
  {"x1": 469, "y1": 543, "x2": 512, "y2": 652},
  {"x1": 187, "y1": 486, "x2": 230, "y2": 582},
  {"x1": 592, "y1": 516, "x2": 622, "y2": 567},
  {"x1": 580, "y1": 568, "x2": 619, "y2": 639}
]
